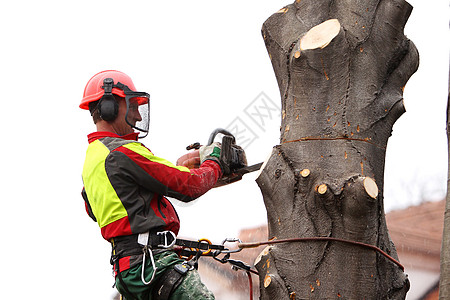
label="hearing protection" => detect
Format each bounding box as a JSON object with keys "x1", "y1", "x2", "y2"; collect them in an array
[{"x1": 97, "y1": 78, "x2": 119, "y2": 121}]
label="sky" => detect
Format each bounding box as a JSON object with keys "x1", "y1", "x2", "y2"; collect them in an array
[{"x1": 1, "y1": 1, "x2": 449, "y2": 299}]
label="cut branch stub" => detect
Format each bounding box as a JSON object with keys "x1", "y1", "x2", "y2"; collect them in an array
[
  {"x1": 363, "y1": 177, "x2": 379, "y2": 199},
  {"x1": 301, "y1": 168, "x2": 310, "y2": 178},
  {"x1": 264, "y1": 274, "x2": 272, "y2": 288},
  {"x1": 300, "y1": 19, "x2": 341, "y2": 51},
  {"x1": 317, "y1": 183, "x2": 328, "y2": 195}
]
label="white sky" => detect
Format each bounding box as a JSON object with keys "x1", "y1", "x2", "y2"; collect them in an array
[{"x1": 1, "y1": 1, "x2": 449, "y2": 299}]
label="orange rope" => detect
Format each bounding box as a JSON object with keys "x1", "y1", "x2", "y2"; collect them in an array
[{"x1": 239, "y1": 236, "x2": 404, "y2": 271}]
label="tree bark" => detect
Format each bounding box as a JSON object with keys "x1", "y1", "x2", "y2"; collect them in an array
[
  {"x1": 439, "y1": 39, "x2": 450, "y2": 299},
  {"x1": 255, "y1": 1, "x2": 419, "y2": 299}
]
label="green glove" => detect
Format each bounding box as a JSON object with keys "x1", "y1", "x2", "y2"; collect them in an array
[{"x1": 199, "y1": 142, "x2": 221, "y2": 164}]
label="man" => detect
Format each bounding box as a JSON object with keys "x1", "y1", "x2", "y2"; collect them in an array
[{"x1": 80, "y1": 70, "x2": 224, "y2": 299}]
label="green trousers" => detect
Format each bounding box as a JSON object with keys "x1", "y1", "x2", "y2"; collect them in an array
[{"x1": 115, "y1": 251, "x2": 215, "y2": 300}]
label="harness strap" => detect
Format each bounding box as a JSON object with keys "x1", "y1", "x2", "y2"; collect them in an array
[
  {"x1": 175, "y1": 238, "x2": 225, "y2": 251},
  {"x1": 113, "y1": 232, "x2": 226, "y2": 253}
]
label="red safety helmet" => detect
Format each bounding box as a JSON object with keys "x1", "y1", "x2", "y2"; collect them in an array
[
  {"x1": 80, "y1": 70, "x2": 148, "y2": 110},
  {"x1": 81, "y1": 70, "x2": 150, "y2": 138}
]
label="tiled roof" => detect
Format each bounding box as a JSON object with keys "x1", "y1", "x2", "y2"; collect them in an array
[{"x1": 386, "y1": 200, "x2": 444, "y2": 272}]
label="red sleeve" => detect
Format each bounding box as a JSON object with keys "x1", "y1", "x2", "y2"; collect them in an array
[{"x1": 113, "y1": 146, "x2": 222, "y2": 202}]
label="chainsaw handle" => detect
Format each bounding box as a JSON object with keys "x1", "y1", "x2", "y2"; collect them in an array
[{"x1": 207, "y1": 128, "x2": 236, "y2": 145}]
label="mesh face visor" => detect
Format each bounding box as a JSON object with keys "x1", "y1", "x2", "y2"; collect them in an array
[{"x1": 125, "y1": 92, "x2": 150, "y2": 139}]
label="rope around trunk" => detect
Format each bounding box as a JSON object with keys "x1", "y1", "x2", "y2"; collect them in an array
[{"x1": 239, "y1": 236, "x2": 404, "y2": 271}]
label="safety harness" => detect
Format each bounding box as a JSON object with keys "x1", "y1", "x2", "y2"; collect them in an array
[{"x1": 110, "y1": 231, "x2": 229, "y2": 300}]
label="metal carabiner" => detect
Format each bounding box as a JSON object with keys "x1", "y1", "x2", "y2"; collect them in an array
[
  {"x1": 221, "y1": 238, "x2": 243, "y2": 254},
  {"x1": 141, "y1": 246, "x2": 157, "y2": 285}
]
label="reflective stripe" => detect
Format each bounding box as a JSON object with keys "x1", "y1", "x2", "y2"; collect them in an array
[
  {"x1": 82, "y1": 140, "x2": 128, "y2": 228},
  {"x1": 122, "y1": 143, "x2": 191, "y2": 173}
]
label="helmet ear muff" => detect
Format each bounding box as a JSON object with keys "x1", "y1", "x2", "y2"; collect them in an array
[{"x1": 98, "y1": 95, "x2": 118, "y2": 121}]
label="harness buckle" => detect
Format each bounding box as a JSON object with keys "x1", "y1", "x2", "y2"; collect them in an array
[{"x1": 157, "y1": 231, "x2": 177, "y2": 248}]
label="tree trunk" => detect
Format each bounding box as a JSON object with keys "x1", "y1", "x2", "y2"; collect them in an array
[
  {"x1": 255, "y1": 1, "x2": 419, "y2": 299},
  {"x1": 439, "y1": 40, "x2": 450, "y2": 299}
]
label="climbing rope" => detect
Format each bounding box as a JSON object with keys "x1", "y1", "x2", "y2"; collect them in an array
[{"x1": 238, "y1": 236, "x2": 404, "y2": 271}]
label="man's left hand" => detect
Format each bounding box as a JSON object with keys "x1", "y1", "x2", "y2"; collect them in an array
[{"x1": 176, "y1": 150, "x2": 200, "y2": 169}]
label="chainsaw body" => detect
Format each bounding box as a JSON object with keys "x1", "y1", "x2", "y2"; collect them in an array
[
  {"x1": 183, "y1": 128, "x2": 262, "y2": 187},
  {"x1": 207, "y1": 129, "x2": 247, "y2": 174}
]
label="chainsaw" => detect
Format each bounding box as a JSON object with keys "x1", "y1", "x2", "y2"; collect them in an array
[{"x1": 186, "y1": 128, "x2": 263, "y2": 187}]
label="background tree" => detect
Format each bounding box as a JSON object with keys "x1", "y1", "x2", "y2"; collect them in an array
[
  {"x1": 439, "y1": 41, "x2": 450, "y2": 299},
  {"x1": 254, "y1": 1, "x2": 419, "y2": 299}
]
